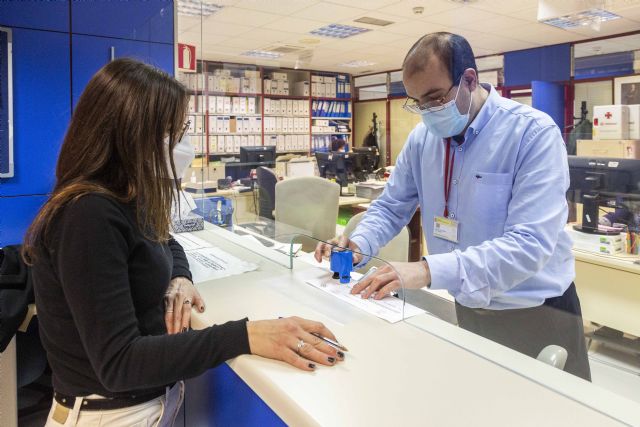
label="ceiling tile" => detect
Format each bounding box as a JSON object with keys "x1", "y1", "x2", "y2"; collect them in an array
[
  {"x1": 291, "y1": 3, "x2": 369, "y2": 22},
  {"x1": 469, "y1": 0, "x2": 538, "y2": 15},
  {"x1": 504, "y1": 5, "x2": 539, "y2": 22},
  {"x1": 345, "y1": 29, "x2": 408, "y2": 44},
  {"x1": 379, "y1": 19, "x2": 448, "y2": 37},
  {"x1": 230, "y1": 27, "x2": 301, "y2": 42},
  {"x1": 422, "y1": 6, "x2": 498, "y2": 27},
  {"x1": 233, "y1": 0, "x2": 320, "y2": 15},
  {"x1": 211, "y1": 6, "x2": 282, "y2": 26},
  {"x1": 181, "y1": 32, "x2": 229, "y2": 46},
  {"x1": 376, "y1": 0, "x2": 462, "y2": 19},
  {"x1": 320, "y1": 38, "x2": 373, "y2": 52},
  {"x1": 261, "y1": 16, "x2": 327, "y2": 33},
  {"x1": 325, "y1": 0, "x2": 400, "y2": 9},
  {"x1": 201, "y1": 21, "x2": 254, "y2": 37}
]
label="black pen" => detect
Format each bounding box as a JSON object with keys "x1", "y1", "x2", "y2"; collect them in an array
[{"x1": 311, "y1": 332, "x2": 349, "y2": 352}]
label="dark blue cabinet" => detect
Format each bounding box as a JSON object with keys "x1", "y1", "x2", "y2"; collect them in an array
[
  {"x1": 0, "y1": 1, "x2": 69, "y2": 33},
  {"x1": 71, "y1": 34, "x2": 174, "y2": 107},
  {"x1": 0, "y1": 29, "x2": 70, "y2": 197},
  {"x1": 71, "y1": 1, "x2": 173, "y2": 44},
  {"x1": 0, "y1": 194, "x2": 47, "y2": 246}
]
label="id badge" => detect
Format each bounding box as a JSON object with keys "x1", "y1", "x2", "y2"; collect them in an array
[{"x1": 433, "y1": 216, "x2": 459, "y2": 243}]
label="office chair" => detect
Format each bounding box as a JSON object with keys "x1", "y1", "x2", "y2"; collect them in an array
[
  {"x1": 344, "y1": 212, "x2": 410, "y2": 271},
  {"x1": 256, "y1": 166, "x2": 277, "y2": 220},
  {"x1": 275, "y1": 177, "x2": 339, "y2": 250}
]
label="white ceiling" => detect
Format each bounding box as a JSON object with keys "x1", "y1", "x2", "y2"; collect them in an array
[{"x1": 177, "y1": 0, "x2": 640, "y2": 75}]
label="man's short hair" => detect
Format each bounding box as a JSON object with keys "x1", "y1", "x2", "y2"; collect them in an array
[{"x1": 403, "y1": 32, "x2": 477, "y2": 84}]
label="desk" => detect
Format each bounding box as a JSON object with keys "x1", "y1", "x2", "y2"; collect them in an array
[
  {"x1": 573, "y1": 249, "x2": 640, "y2": 337},
  {"x1": 185, "y1": 226, "x2": 640, "y2": 426},
  {"x1": 338, "y1": 195, "x2": 370, "y2": 207}
]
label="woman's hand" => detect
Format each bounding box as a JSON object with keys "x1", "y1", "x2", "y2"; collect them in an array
[
  {"x1": 164, "y1": 277, "x2": 205, "y2": 334},
  {"x1": 247, "y1": 317, "x2": 346, "y2": 371}
]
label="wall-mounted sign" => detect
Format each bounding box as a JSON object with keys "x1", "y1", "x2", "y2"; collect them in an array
[
  {"x1": 178, "y1": 43, "x2": 196, "y2": 73},
  {"x1": 0, "y1": 27, "x2": 14, "y2": 178}
]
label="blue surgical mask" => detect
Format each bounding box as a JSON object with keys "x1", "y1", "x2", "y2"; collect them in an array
[{"x1": 420, "y1": 81, "x2": 472, "y2": 138}]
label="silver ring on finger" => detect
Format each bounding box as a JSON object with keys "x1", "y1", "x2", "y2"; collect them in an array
[{"x1": 296, "y1": 339, "x2": 305, "y2": 354}]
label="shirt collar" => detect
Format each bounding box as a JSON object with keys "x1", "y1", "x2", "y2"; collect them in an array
[{"x1": 464, "y1": 83, "x2": 498, "y2": 139}]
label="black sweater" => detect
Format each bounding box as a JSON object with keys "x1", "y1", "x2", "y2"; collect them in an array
[{"x1": 32, "y1": 194, "x2": 250, "y2": 397}]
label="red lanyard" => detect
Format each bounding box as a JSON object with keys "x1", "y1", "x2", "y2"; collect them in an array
[{"x1": 443, "y1": 138, "x2": 455, "y2": 218}]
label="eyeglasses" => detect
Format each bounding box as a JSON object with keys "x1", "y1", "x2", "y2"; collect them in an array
[
  {"x1": 402, "y1": 82, "x2": 456, "y2": 114},
  {"x1": 176, "y1": 119, "x2": 191, "y2": 142}
]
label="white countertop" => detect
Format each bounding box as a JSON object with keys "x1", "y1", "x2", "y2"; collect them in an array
[{"x1": 189, "y1": 226, "x2": 640, "y2": 427}]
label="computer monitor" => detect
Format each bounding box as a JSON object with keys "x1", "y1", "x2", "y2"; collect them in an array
[
  {"x1": 352, "y1": 147, "x2": 380, "y2": 177},
  {"x1": 315, "y1": 152, "x2": 356, "y2": 196},
  {"x1": 567, "y1": 156, "x2": 640, "y2": 235},
  {"x1": 240, "y1": 146, "x2": 276, "y2": 164}
]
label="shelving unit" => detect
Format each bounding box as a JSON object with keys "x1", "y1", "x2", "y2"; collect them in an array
[{"x1": 177, "y1": 61, "x2": 353, "y2": 162}]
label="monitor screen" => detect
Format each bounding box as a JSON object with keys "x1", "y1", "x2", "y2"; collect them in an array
[{"x1": 240, "y1": 146, "x2": 276, "y2": 164}]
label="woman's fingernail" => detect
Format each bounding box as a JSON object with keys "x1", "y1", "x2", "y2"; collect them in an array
[
  {"x1": 337, "y1": 351, "x2": 345, "y2": 359},
  {"x1": 328, "y1": 357, "x2": 335, "y2": 363},
  {"x1": 308, "y1": 363, "x2": 316, "y2": 369},
  {"x1": 200, "y1": 306, "x2": 205, "y2": 311}
]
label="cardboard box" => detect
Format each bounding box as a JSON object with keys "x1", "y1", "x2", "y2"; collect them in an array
[
  {"x1": 195, "y1": 115, "x2": 204, "y2": 134},
  {"x1": 593, "y1": 105, "x2": 629, "y2": 140},
  {"x1": 629, "y1": 104, "x2": 640, "y2": 140},
  {"x1": 577, "y1": 139, "x2": 640, "y2": 159}
]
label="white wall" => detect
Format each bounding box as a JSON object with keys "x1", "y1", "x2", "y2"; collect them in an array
[{"x1": 574, "y1": 80, "x2": 613, "y2": 122}]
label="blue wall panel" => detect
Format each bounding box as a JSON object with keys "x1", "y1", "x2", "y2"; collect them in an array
[
  {"x1": 504, "y1": 44, "x2": 571, "y2": 87},
  {"x1": 185, "y1": 364, "x2": 286, "y2": 427},
  {"x1": 532, "y1": 80, "x2": 565, "y2": 130},
  {"x1": 0, "y1": 29, "x2": 70, "y2": 196},
  {"x1": 0, "y1": 195, "x2": 47, "y2": 246},
  {"x1": 0, "y1": 1, "x2": 69, "y2": 33},
  {"x1": 72, "y1": 34, "x2": 174, "y2": 107},
  {"x1": 71, "y1": 1, "x2": 173, "y2": 44}
]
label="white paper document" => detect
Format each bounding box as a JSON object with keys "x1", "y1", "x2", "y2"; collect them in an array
[
  {"x1": 305, "y1": 271, "x2": 425, "y2": 323},
  {"x1": 171, "y1": 232, "x2": 213, "y2": 251},
  {"x1": 172, "y1": 232, "x2": 258, "y2": 283}
]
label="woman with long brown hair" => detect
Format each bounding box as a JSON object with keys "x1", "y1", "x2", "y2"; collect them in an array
[{"x1": 24, "y1": 58, "x2": 343, "y2": 426}]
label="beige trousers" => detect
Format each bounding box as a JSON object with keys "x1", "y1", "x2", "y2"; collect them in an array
[{"x1": 45, "y1": 381, "x2": 184, "y2": 427}]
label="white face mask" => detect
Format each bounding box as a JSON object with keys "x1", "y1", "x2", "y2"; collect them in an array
[
  {"x1": 164, "y1": 133, "x2": 195, "y2": 180},
  {"x1": 420, "y1": 79, "x2": 472, "y2": 138}
]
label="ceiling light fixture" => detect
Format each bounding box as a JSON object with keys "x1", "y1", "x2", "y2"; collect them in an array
[
  {"x1": 240, "y1": 50, "x2": 283, "y2": 59},
  {"x1": 538, "y1": 0, "x2": 621, "y2": 30},
  {"x1": 540, "y1": 9, "x2": 620, "y2": 29},
  {"x1": 177, "y1": 0, "x2": 223, "y2": 17},
  {"x1": 338, "y1": 60, "x2": 376, "y2": 68},
  {"x1": 310, "y1": 24, "x2": 370, "y2": 39}
]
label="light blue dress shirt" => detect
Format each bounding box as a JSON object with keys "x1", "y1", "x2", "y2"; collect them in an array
[{"x1": 350, "y1": 84, "x2": 574, "y2": 310}]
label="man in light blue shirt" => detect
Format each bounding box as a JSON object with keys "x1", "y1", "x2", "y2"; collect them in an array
[{"x1": 315, "y1": 32, "x2": 590, "y2": 380}]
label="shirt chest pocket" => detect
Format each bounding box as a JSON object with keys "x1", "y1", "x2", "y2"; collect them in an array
[{"x1": 467, "y1": 172, "x2": 512, "y2": 223}]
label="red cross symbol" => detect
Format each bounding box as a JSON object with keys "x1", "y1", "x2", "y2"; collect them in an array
[{"x1": 605, "y1": 112, "x2": 612, "y2": 119}]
